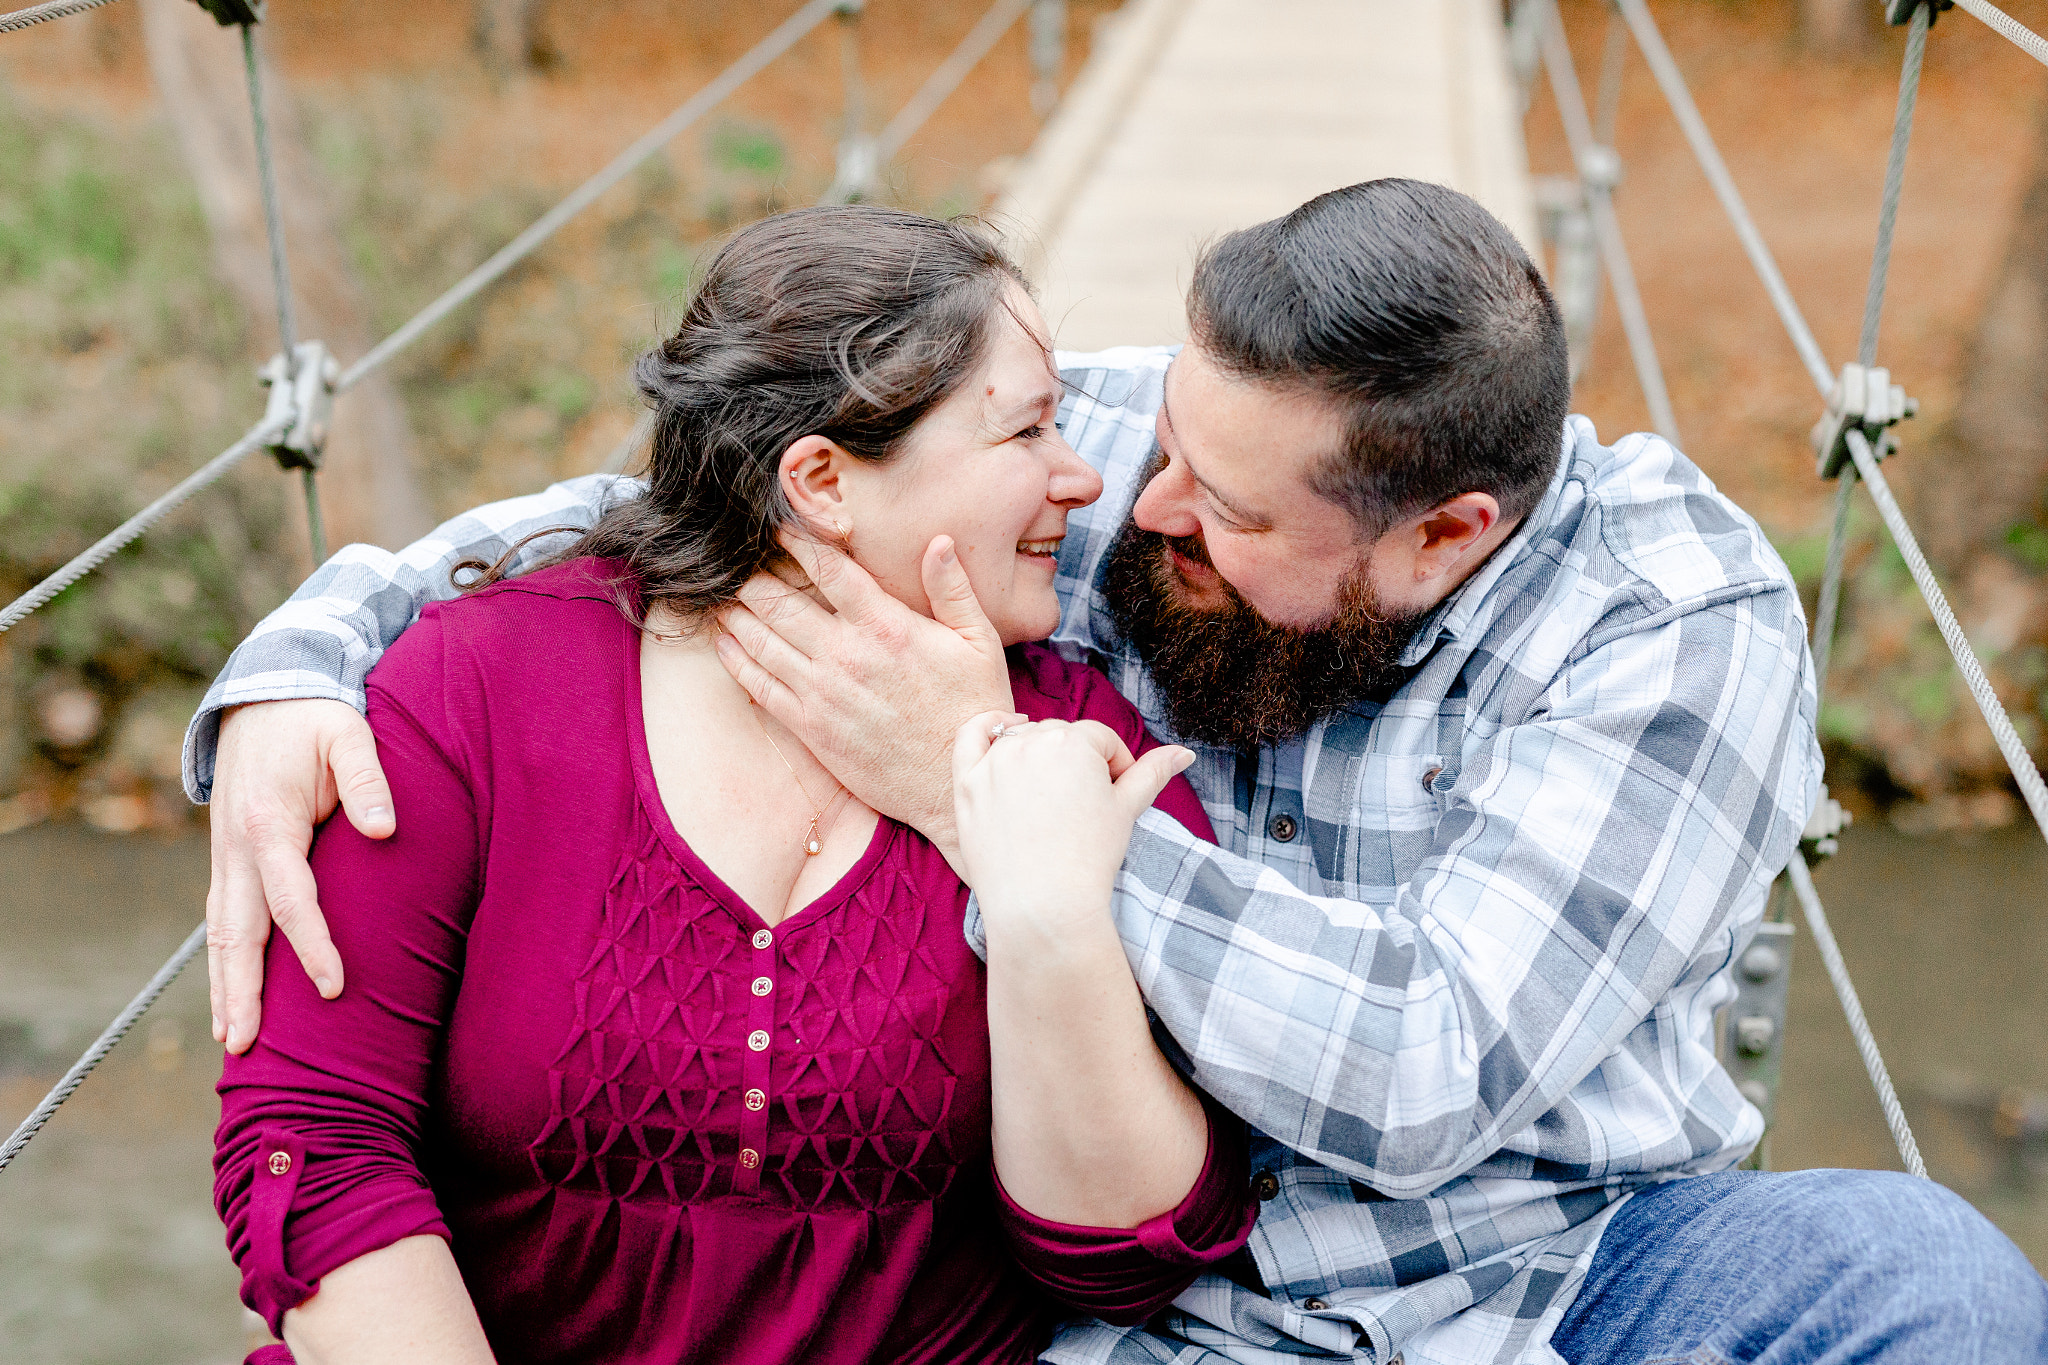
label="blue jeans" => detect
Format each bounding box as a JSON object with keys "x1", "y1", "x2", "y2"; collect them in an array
[{"x1": 1552, "y1": 1169, "x2": 2048, "y2": 1363}]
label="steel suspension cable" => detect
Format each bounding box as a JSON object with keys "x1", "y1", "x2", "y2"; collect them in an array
[
  {"x1": 1786, "y1": 859, "x2": 1928, "y2": 1179},
  {"x1": 875, "y1": 0, "x2": 1031, "y2": 159},
  {"x1": 1847, "y1": 428, "x2": 2048, "y2": 842},
  {"x1": 1809, "y1": 3, "x2": 1927, "y2": 699},
  {"x1": 1613, "y1": 0, "x2": 1834, "y2": 398},
  {"x1": 1953, "y1": 0, "x2": 2048, "y2": 67},
  {"x1": 1857, "y1": 4, "x2": 1929, "y2": 370},
  {"x1": 335, "y1": 0, "x2": 842, "y2": 395},
  {"x1": 0, "y1": 415, "x2": 292, "y2": 632},
  {"x1": 1539, "y1": 0, "x2": 1681, "y2": 445},
  {"x1": 0, "y1": 923, "x2": 206, "y2": 1174},
  {"x1": 0, "y1": 0, "x2": 117, "y2": 34},
  {"x1": 241, "y1": 21, "x2": 328, "y2": 565}
]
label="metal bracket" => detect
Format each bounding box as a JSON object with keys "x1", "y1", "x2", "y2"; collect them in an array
[
  {"x1": 188, "y1": 0, "x2": 263, "y2": 26},
  {"x1": 1886, "y1": 0, "x2": 1952, "y2": 26},
  {"x1": 1811, "y1": 362, "x2": 1917, "y2": 479},
  {"x1": 257, "y1": 340, "x2": 339, "y2": 471},
  {"x1": 1800, "y1": 782, "x2": 1853, "y2": 861},
  {"x1": 1719, "y1": 919, "x2": 1796, "y2": 1132}
]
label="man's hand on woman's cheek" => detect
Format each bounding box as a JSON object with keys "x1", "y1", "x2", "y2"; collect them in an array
[
  {"x1": 208, "y1": 698, "x2": 395, "y2": 1054},
  {"x1": 713, "y1": 533, "x2": 1014, "y2": 865}
]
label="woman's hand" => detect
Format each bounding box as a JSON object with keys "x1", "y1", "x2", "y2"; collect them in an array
[
  {"x1": 954, "y1": 711, "x2": 1205, "y2": 1228},
  {"x1": 951, "y1": 714, "x2": 1194, "y2": 936}
]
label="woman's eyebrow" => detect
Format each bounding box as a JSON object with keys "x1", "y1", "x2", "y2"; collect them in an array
[{"x1": 997, "y1": 388, "x2": 1062, "y2": 420}]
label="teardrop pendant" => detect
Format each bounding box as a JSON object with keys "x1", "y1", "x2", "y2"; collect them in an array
[
  {"x1": 805, "y1": 838, "x2": 822, "y2": 856},
  {"x1": 803, "y1": 818, "x2": 822, "y2": 856}
]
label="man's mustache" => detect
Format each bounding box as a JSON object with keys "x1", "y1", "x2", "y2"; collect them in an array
[{"x1": 1163, "y1": 532, "x2": 1213, "y2": 570}]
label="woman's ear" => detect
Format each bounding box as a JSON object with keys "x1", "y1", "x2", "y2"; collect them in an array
[{"x1": 778, "y1": 435, "x2": 851, "y2": 538}]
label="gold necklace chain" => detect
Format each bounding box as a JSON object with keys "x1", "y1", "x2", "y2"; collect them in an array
[{"x1": 751, "y1": 706, "x2": 849, "y2": 857}]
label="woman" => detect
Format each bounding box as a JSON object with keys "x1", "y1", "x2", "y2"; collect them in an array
[{"x1": 213, "y1": 206, "x2": 1255, "y2": 1364}]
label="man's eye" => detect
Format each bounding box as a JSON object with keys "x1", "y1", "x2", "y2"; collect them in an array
[{"x1": 1016, "y1": 424, "x2": 1046, "y2": 441}]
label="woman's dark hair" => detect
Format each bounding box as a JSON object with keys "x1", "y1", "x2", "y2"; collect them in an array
[
  {"x1": 1188, "y1": 178, "x2": 1570, "y2": 540},
  {"x1": 463, "y1": 205, "x2": 1028, "y2": 618}
]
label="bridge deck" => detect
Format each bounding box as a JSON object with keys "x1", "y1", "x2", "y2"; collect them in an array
[{"x1": 999, "y1": 0, "x2": 1540, "y2": 351}]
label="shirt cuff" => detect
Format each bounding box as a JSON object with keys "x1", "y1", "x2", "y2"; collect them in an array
[
  {"x1": 182, "y1": 678, "x2": 366, "y2": 804},
  {"x1": 992, "y1": 1100, "x2": 1256, "y2": 1322}
]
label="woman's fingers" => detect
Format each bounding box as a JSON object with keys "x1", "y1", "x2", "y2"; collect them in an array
[
  {"x1": 1110, "y1": 746, "x2": 1196, "y2": 823},
  {"x1": 953, "y1": 710, "x2": 1030, "y2": 781}
]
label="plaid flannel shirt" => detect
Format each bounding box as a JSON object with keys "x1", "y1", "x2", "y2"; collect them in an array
[{"x1": 184, "y1": 346, "x2": 1821, "y2": 1365}]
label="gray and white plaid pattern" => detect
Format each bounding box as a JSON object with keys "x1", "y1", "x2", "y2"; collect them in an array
[{"x1": 185, "y1": 346, "x2": 1821, "y2": 1365}]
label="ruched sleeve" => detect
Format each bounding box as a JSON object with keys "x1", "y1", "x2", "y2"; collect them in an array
[
  {"x1": 994, "y1": 1099, "x2": 1255, "y2": 1324},
  {"x1": 213, "y1": 610, "x2": 481, "y2": 1337}
]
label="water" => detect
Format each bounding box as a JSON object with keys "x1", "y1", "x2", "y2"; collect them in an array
[{"x1": 1, "y1": 818, "x2": 2044, "y2": 1361}]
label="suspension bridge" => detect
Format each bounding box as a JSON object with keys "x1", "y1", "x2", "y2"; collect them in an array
[{"x1": 3, "y1": 0, "x2": 2048, "y2": 1346}]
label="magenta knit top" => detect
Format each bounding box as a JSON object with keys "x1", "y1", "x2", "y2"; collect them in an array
[{"x1": 213, "y1": 559, "x2": 1255, "y2": 1365}]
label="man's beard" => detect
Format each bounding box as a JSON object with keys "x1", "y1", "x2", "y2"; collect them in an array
[{"x1": 1101, "y1": 516, "x2": 1424, "y2": 751}]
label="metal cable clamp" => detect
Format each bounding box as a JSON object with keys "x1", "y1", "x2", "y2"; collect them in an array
[
  {"x1": 1800, "y1": 782, "x2": 1853, "y2": 861},
  {"x1": 1811, "y1": 362, "x2": 1917, "y2": 479},
  {"x1": 189, "y1": 0, "x2": 262, "y2": 25},
  {"x1": 257, "y1": 341, "x2": 339, "y2": 471},
  {"x1": 1886, "y1": 0, "x2": 1951, "y2": 26}
]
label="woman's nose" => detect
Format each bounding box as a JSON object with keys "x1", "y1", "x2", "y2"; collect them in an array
[{"x1": 1046, "y1": 431, "x2": 1104, "y2": 509}]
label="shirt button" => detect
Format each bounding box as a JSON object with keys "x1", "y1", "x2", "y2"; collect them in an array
[
  {"x1": 751, "y1": 976, "x2": 773, "y2": 997},
  {"x1": 752, "y1": 929, "x2": 773, "y2": 950},
  {"x1": 266, "y1": 1151, "x2": 291, "y2": 1177},
  {"x1": 1303, "y1": 1297, "x2": 1328, "y2": 1311},
  {"x1": 744, "y1": 1088, "x2": 766, "y2": 1111},
  {"x1": 1422, "y1": 766, "x2": 1443, "y2": 792},
  {"x1": 739, "y1": 1147, "x2": 760, "y2": 1169},
  {"x1": 1252, "y1": 1169, "x2": 1280, "y2": 1200},
  {"x1": 1268, "y1": 814, "x2": 1298, "y2": 842},
  {"x1": 747, "y1": 1030, "x2": 770, "y2": 1051}
]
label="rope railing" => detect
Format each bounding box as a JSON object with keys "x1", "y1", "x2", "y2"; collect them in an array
[
  {"x1": 1953, "y1": 0, "x2": 2048, "y2": 66},
  {"x1": 0, "y1": 414, "x2": 292, "y2": 632},
  {"x1": 1786, "y1": 859, "x2": 1928, "y2": 1178},
  {"x1": 0, "y1": 923, "x2": 206, "y2": 1173},
  {"x1": 0, "y1": 0, "x2": 116, "y2": 34},
  {"x1": 1612, "y1": 0, "x2": 1836, "y2": 398},
  {"x1": 335, "y1": 0, "x2": 844, "y2": 395},
  {"x1": 1537, "y1": 0, "x2": 1682, "y2": 446}
]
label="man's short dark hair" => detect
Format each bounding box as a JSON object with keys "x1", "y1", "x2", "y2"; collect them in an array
[{"x1": 1187, "y1": 179, "x2": 1570, "y2": 539}]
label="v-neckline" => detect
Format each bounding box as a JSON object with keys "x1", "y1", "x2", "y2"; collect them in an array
[{"x1": 621, "y1": 612, "x2": 894, "y2": 936}]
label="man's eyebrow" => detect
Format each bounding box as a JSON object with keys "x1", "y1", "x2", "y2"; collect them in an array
[{"x1": 1160, "y1": 374, "x2": 1267, "y2": 526}]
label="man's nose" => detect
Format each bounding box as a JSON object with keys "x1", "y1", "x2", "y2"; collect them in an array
[{"x1": 1132, "y1": 456, "x2": 1199, "y2": 537}]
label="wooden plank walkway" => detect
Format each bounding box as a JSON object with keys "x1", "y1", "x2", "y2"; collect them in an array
[{"x1": 998, "y1": 0, "x2": 1540, "y2": 350}]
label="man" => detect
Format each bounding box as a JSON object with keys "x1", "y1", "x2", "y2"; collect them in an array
[{"x1": 187, "y1": 181, "x2": 2046, "y2": 1363}]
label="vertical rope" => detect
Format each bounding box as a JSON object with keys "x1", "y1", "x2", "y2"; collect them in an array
[
  {"x1": 1807, "y1": 465, "x2": 1859, "y2": 698},
  {"x1": 242, "y1": 25, "x2": 297, "y2": 359},
  {"x1": 242, "y1": 22, "x2": 330, "y2": 566},
  {"x1": 1857, "y1": 3, "x2": 1930, "y2": 368}
]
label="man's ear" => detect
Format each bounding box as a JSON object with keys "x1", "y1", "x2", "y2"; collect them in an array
[
  {"x1": 1409, "y1": 492, "x2": 1500, "y2": 582},
  {"x1": 778, "y1": 436, "x2": 852, "y2": 537}
]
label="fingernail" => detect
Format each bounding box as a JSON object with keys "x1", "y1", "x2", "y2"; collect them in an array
[
  {"x1": 1174, "y1": 748, "x2": 1197, "y2": 773},
  {"x1": 366, "y1": 806, "x2": 390, "y2": 825},
  {"x1": 225, "y1": 1024, "x2": 243, "y2": 1051},
  {"x1": 211, "y1": 1014, "x2": 223, "y2": 1041},
  {"x1": 315, "y1": 976, "x2": 337, "y2": 998},
  {"x1": 938, "y1": 539, "x2": 957, "y2": 565}
]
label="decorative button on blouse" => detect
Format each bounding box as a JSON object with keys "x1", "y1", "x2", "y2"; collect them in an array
[
  {"x1": 267, "y1": 1151, "x2": 292, "y2": 1177},
  {"x1": 747, "y1": 1030, "x2": 771, "y2": 1051},
  {"x1": 739, "y1": 1148, "x2": 761, "y2": 1169},
  {"x1": 752, "y1": 929, "x2": 772, "y2": 950},
  {"x1": 744, "y1": 1088, "x2": 766, "y2": 1111},
  {"x1": 751, "y1": 976, "x2": 773, "y2": 996}
]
